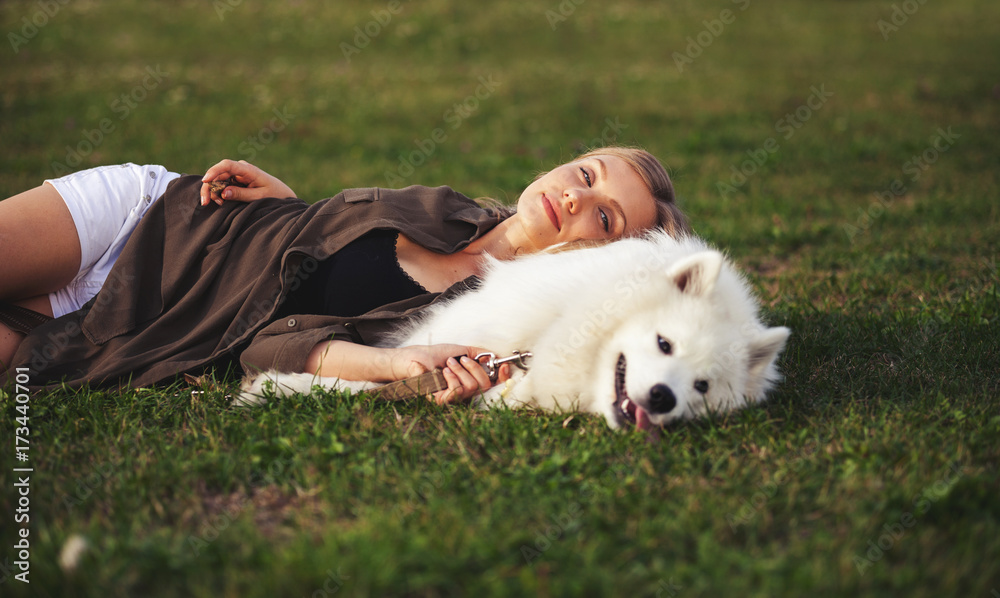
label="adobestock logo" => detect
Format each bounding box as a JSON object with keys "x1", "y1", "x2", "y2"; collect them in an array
[
  {"x1": 717, "y1": 84, "x2": 834, "y2": 199},
  {"x1": 876, "y1": 0, "x2": 931, "y2": 41},
  {"x1": 545, "y1": 0, "x2": 586, "y2": 30},
  {"x1": 340, "y1": 0, "x2": 409, "y2": 63},
  {"x1": 238, "y1": 105, "x2": 295, "y2": 161},
  {"x1": 673, "y1": 0, "x2": 752, "y2": 73},
  {"x1": 50, "y1": 66, "x2": 169, "y2": 176},
  {"x1": 383, "y1": 75, "x2": 501, "y2": 187},
  {"x1": 843, "y1": 126, "x2": 960, "y2": 243},
  {"x1": 7, "y1": 0, "x2": 71, "y2": 54}
]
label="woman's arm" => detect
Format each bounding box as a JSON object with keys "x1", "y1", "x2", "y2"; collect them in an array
[
  {"x1": 305, "y1": 340, "x2": 511, "y2": 404},
  {"x1": 200, "y1": 159, "x2": 297, "y2": 206}
]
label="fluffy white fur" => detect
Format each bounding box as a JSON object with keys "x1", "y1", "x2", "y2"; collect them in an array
[{"x1": 239, "y1": 232, "x2": 790, "y2": 430}]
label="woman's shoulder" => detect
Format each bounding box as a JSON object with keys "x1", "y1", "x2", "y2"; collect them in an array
[
  {"x1": 312, "y1": 184, "x2": 492, "y2": 220},
  {"x1": 331, "y1": 184, "x2": 477, "y2": 207}
]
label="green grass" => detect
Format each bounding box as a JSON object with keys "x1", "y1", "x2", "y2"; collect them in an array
[{"x1": 1, "y1": 0, "x2": 998, "y2": 596}]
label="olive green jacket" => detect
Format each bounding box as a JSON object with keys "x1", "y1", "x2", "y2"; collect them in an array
[{"x1": 14, "y1": 175, "x2": 500, "y2": 390}]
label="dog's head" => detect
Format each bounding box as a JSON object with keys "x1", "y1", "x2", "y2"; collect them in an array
[{"x1": 596, "y1": 250, "x2": 790, "y2": 430}]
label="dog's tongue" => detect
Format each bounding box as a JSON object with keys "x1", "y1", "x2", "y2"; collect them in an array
[{"x1": 634, "y1": 405, "x2": 653, "y2": 430}]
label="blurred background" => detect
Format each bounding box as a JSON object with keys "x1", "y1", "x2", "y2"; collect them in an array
[{"x1": 3, "y1": 1, "x2": 995, "y2": 250}]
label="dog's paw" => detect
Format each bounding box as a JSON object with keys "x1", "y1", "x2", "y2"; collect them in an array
[
  {"x1": 236, "y1": 372, "x2": 382, "y2": 406},
  {"x1": 476, "y1": 371, "x2": 531, "y2": 410},
  {"x1": 235, "y1": 374, "x2": 270, "y2": 406},
  {"x1": 235, "y1": 371, "x2": 317, "y2": 406},
  {"x1": 475, "y1": 384, "x2": 505, "y2": 409}
]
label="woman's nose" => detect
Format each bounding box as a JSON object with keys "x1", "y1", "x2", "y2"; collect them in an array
[{"x1": 564, "y1": 188, "x2": 589, "y2": 214}]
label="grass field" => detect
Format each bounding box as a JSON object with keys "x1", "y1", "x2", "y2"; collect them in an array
[{"x1": 1, "y1": 0, "x2": 999, "y2": 596}]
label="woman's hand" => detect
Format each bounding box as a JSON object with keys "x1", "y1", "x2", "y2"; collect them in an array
[
  {"x1": 305, "y1": 341, "x2": 511, "y2": 405},
  {"x1": 200, "y1": 159, "x2": 297, "y2": 206},
  {"x1": 390, "y1": 344, "x2": 512, "y2": 405}
]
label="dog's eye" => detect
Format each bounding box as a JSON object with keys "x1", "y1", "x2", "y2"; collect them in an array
[
  {"x1": 694, "y1": 380, "x2": 709, "y2": 394},
  {"x1": 657, "y1": 335, "x2": 672, "y2": 355}
]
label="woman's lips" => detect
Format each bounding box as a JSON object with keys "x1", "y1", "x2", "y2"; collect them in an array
[{"x1": 543, "y1": 194, "x2": 561, "y2": 231}]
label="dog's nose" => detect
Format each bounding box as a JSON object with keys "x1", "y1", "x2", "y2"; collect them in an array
[{"x1": 648, "y1": 384, "x2": 677, "y2": 414}]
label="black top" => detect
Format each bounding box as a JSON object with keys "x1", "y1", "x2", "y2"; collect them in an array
[
  {"x1": 15, "y1": 175, "x2": 502, "y2": 389},
  {"x1": 277, "y1": 229, "x2": 428, "y2": 318}
]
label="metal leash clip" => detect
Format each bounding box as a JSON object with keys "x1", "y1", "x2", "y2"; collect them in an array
[{"x1": 473, "y1": 350, "x2": 533, "y2": 382}]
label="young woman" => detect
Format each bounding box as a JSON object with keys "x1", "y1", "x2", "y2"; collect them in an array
[{"x1": 0, "y1": 147, "x2": 688, "y2": 402}]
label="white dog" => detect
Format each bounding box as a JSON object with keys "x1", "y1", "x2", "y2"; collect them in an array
[{"x1": 239, "y1": 232, "x2": 790, "y2": 430}]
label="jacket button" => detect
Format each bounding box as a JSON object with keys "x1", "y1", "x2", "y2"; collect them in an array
[{"x1": 287, "y1": 318, "x2": 297, "y2": 327}]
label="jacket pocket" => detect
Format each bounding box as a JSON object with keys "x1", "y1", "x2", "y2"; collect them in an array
[{"x1": 342, "y1": 187, "x2": 379, "y2": 203}]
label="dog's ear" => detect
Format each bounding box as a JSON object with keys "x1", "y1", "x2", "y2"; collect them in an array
[
  {"x1": 667, "y1": 251, "x2": 724, "y2": 296},
  {"x1": 745, "y1": 326, "x2": 791, "y2": 399}
]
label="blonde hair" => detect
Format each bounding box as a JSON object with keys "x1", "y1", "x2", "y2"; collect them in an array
[
  {"x1": 574, "y1": 146, "x2": 690, "y2": 238},
  {"x1": 483, "y1": 146, "x2": 690, "y2": 238}
]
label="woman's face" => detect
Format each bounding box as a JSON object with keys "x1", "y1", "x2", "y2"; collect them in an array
[{"x1": 515, "y1": 154, "x2": 658, "y2": 251}]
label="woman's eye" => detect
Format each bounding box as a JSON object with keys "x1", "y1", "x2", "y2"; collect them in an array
[
  {"x1": 599, "y1": 209, "x2": 610, "y2": 232},
  {"x1": 580, "y1": 167, "x2": 592, "y2": 187}
]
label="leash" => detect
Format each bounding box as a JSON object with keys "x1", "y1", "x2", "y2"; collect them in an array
[
  {"x1": 373, "y1": 350, "x2": 532, "y2": 401},
  {"x1": 189, "y1": 351, "x2": 532, "y2": 403}
]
